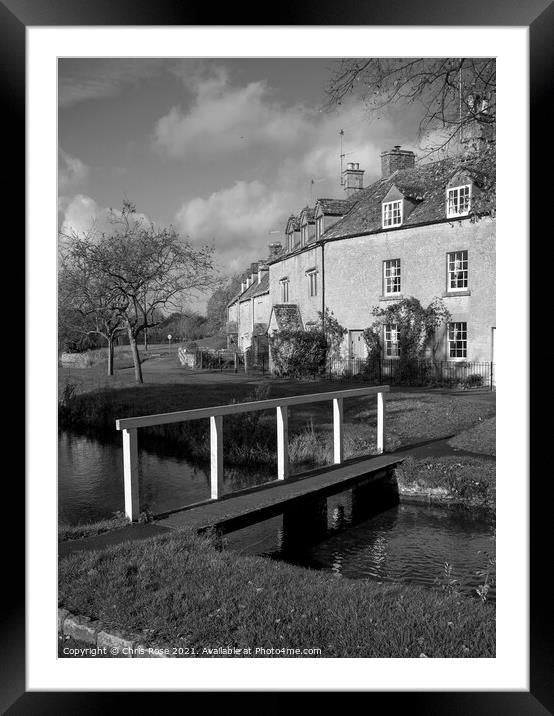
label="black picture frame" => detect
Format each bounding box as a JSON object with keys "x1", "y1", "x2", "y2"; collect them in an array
[{"x1": 8, "y1": 0, "x2": 551, "y2": 710}]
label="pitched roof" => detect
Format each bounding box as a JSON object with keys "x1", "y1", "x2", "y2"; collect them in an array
[
  {"x1": 300, "y1": 206, "x2": 315, "y2": 223},
  {"x1": 238, "y1": 272, "x2": 269, "y2": 302},
  {"x1": 315, "y1": 198, "x2": 354, "y2": 216},
  {"x1": 286, "y1": 215, "x2": 300, "y2": 232},
  {"x1": 270, "y1": 304, "x2": 304, "y2": 331},
  {"x1": 321, "y1": 150, "x2": 495, "y2": 241}
]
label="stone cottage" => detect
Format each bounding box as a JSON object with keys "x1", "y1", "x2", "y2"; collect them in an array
[{"x1": 267, "y1": 136, "x2": 496, "y2": 373}]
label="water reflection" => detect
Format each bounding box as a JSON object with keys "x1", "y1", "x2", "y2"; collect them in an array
[{"x1": 224, "y1": 491, "x2": 495, "y2": 599}]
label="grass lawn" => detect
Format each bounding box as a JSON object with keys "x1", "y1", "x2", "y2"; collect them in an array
[
  {"x1": 448, "y1": 417, "x2": 496, "y2": 456},
  {"x1": 59, "y1": 529, "x2": 495, "y2": 658},
  {"x1": 59, "y1": 357, "x2": 495, "y2": 465}
]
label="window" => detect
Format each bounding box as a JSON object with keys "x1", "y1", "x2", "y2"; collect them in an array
[
  {"x1": 448, "y1": 322, "x2": 467, "y2": 358},
  {"x1": 447, "y1": 250, "x2": 468, "y2": 291},
  {"x1": 286, "y1": 233, "x2": 293, "y2": 252},
  {"x1": 447, "y1": 185, "x2": 471, "y2": 217},
  {"x1": 384, "y1": 324, "x2": 400, "y2": 358},
  {"x1": 383, "y1": 259, "x2": 401, "y2": 295},
  {"x1": 382, "y1": 200, "x2": 402, "y2": 228},
  {"x1": 315, "y1": 216, "x2": 323, "y2": 240},
  {"x1": 306, "y1": 269, "x2": 318, "y2": 297},
  {"x1": 280, "y1": 278, "x2": 289, "y2": 302},
  {"x1": 301, "y1": 226, "x2": 308, "y2": 246}
]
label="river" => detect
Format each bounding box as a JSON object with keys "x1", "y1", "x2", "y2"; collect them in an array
[{"x1": 59, "y1": 430, "x2": 495, "y2": 599}]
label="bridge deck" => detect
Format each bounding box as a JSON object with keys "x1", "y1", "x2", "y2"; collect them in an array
[{"x1": 157, "y1": 453, "x2": 403, "y2": 533}]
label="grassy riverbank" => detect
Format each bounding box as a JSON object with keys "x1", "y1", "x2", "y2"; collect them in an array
[
  {"x1": 59, "y1": 368, "x2": 495, "y2": 467},
  {"x1": 58, "y1": 529, "x2": 495, "y2": 658},
  {"x1": 395, "y1": 456, "x2": 495, "y2": 511}
]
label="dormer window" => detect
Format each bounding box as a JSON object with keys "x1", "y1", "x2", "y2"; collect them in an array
[
  {"x1": 382, "y1": 200, "x2": 402, "y2": 228},
  {"x1": 301, "y1": 226, "x2": 308, "y2": 246},
  {"x1": 447, "y1": 185, "x2": 471, "y2": 218},
  {"x1": 315, "y1": 216, "x2": 324, "y2": 240}
]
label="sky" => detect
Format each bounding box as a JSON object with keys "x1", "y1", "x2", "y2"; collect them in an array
[{"x1": 58, "y1": 58, "x2": 428, "y2": 311}]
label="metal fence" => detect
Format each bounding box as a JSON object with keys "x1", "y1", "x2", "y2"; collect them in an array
[
  {"x1": 186, "y1": 349, "x2": 270, "y2": 374},
  {"x1": 325, "y1": 358, "x2": 495, "y2": 390}
]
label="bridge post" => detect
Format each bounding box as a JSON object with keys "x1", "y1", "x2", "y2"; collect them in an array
[
  {"x1": 276, "y1": 405, "x2": 289, "y2": 480},
  {"x1": 333, "y1": 397, "x2": 344, "y2": 464},
  {"x1": 377, "y1": 390, "x2": 386, "y2": 454},
  {"x1": 210, "y1": 415, "x2": 224, "y2": 499},
  {"x1": 122, "y1": 428, "x2": 140, "y2": 521}
]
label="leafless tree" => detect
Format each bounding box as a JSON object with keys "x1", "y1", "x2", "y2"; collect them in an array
[
  {"x1": 60, "y1": 200, "x2": 216, "y2": 383},
  {"x1": 326, "y1": 58, "x2": 495, "y2": 156},
  {"x1": 59, "y1": 242, "x2": 126, "y2": 375}
]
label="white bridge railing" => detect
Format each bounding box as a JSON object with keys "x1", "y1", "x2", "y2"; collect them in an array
[{"x1": 116, "y1": 385, "x2": 389, "y2": 521}]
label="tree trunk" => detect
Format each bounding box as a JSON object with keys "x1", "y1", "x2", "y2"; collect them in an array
[
  {"x1": 107, "y1": 337, "x2": 114, "y2": 376},
  {"x1": 128, "y1": 327, "x2": 143, "y2": 383},
  {"x1": 144, "y1": 328, "x2": 148, "y2": 352}
]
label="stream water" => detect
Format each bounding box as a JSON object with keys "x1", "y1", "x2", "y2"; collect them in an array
[{"x1": 59, "y1": 429, "x2": 495, "y2": 599}]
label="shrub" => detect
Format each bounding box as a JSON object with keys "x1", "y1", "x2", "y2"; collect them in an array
[
  {"x1": 464, "y1": 373, "x2": 484, "y2": 388},
  {"x1": 269, "y1": 330, "x2": 327, "y2": 378}
]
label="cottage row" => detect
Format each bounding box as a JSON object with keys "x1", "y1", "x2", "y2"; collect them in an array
[{"x1": 226, "y1": 132, "x2": 495, "y2": 371}]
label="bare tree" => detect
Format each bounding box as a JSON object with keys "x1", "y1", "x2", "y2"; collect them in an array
[
  {"x1": 326, "y1": 58, "x2": 495, "y2": 156},
  {"x1": 59, "y1": 247, "x2": 126, "y2": 375},
  {"x1": 60, "y1": 201, "x2": 216, "y2": 383}
]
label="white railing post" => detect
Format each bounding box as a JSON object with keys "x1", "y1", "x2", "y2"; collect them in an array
[
  {"x1": 276, "y1": 405, "x2": 289, "y2": 480},
  {"x1": 210, "y1": 415, "x2": 224, "y2": 500},
  {"x1": 377, "y1": 391, "x2": 386, "y2": 454},
  {"x1": 333, "y1": 397, "x2": 344, "y2": 464},
  {"x1": 122, "y1": 428, "x2": 139, "y2": 521}
]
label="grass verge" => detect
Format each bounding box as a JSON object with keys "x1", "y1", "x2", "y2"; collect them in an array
[
  {"x1": 59, "y1": 529, "x2": 495, "y2": 658},
  {"x1": 58, "y1": 513, "x2": 130, "y2": 542},
  {"x1": 448, "y1": 417, "x2": 496, "y2": 456},
  {"x1": 395, "y1": 456, "x2": 495, "y2": 511}
]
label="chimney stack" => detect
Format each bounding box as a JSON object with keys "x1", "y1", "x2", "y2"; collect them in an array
[
  {"x1": 342, "y1": 161, "x2": 365, "y2": 198},
  {"x1": 258, "y1": 263, "x2": 269, "y2": 284},
  {"x1": 268, "y1": 242, "x2": 282, "y2": 259},
  {"x1": 380, "y1": 146, "x2": 416, "y2": 178}
]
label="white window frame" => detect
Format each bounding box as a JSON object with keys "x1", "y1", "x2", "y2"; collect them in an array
[
  {"x1": 382, "y1": 200, "x2": 403, "y2": 228},
  {"x1": 447, "y1": 250, "x2": 469, "y2": 291},
  {"x1": 383, "y1": 259, "x2": 401, "y2": 295},
  {"x1": 446, "y1": 184, "x2": 471, "y2": 218},
  {"x1": 448, "y1": 321, "x2": 468, "y2": 360},
  {"x1": 384, "y1": 323, "x2": 400, "y2": 358},
  {"x1": 315, "y1": 215, "x2": 324, "y2": 240},
  {"x1": 279, "y1": 278, "x2": 289, "y2": 303},
  {"x1": 306, "y1": 269, "x2": 318, "y2": 297}
]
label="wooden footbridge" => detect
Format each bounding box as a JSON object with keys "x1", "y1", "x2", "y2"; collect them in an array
[{"x1": 116, "y1": 385, "x2": 403, "y2": 533}]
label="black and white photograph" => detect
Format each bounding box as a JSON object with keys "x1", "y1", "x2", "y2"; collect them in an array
[{"x1": 56, "y1": 55, "x2": 498, "y2": 660}]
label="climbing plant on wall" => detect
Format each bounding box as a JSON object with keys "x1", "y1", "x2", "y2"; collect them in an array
[{"x1": 363, "y1": 297, "x2": 451, "y2": 366}]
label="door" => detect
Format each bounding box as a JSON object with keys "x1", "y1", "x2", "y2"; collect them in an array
[
  {"x1": 349, "y1": 330, "x2": 365, "y2": 373},
  {"x1": 491, "y1": 327, "x2": 496, "y2": 387}
]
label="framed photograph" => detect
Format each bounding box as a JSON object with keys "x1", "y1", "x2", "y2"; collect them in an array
[{"x1": 9, "y1": 0, "x2": 550, "y2": 708}]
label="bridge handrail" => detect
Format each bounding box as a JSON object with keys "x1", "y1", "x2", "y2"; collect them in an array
[
  {"x1": 116, "y1": 385, "x2": 389, "y2": 430},
  {"x1": 115, "y1": 384, "x2": 389, "y2": 521}
]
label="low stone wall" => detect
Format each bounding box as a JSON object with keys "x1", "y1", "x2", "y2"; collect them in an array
[
  {"x1": 60, "y1": 352, "x2": 95, "y2": 368},
  {"x1": 58, "y1": 606, "x2": 170, "y2": 657}
]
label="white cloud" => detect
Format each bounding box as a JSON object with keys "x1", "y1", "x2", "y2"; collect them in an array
[
  {"x1": 153, "y1": 69, "x2": 313, "y2": 160},
  {"x1": 176, "y1": 180, "x2": 290, "y2": 272},
  {"x1": 168, "y1": 72, "x2": 424, "y2": 274},
  {"x1": 59, "y1": 194, "x2": 150, "y2": 239},
  {"x1": 58, "y1": 149, "x2": 89, "y2": 193}
]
